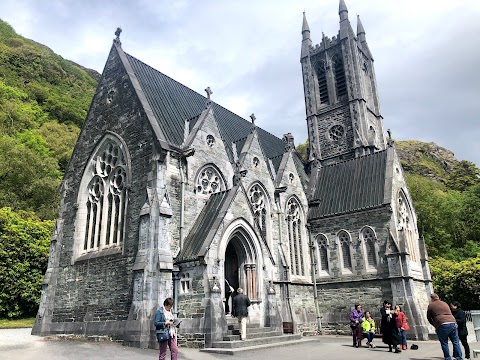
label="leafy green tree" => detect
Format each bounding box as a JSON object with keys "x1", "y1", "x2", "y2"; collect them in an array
[
  {"x1": 446, "y1": 160, "x2": 480, "y2": 191},
  {"x1": 0, "y1": 207, "x2": 53, "y2": 318},
  {"x1": 296, "y1": 139, "x2": 308, "y2": 162},
  {"x1": 430, "y1": 257, "x2": 480, "y2": 310}
]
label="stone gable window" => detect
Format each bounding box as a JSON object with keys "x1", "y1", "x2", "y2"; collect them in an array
[
  {"x1": 361, "y1": 226, "x2": 378, "y2": 270},
  {"x1": 206, "y1": 134, "x2": 215, "y2": 147},
  {"x1": 338, "y1": 230, "x2": 353, "y2": 273},
  {"x1": 180, "y1": 272, "x2": 192, "y2": 294},
  {"x1": 286, "y1": 197, "x2": 305, "y2": 277},
  {"x1": 397, "y1": 190, "x2": 419, "y2": 262},
  {"x1": 75, "y1": 134, "x2": 130, "y2": 259},
  {"x1": 252, "y1": 156, "x2": 259, "y2": 167},
  {"x1": 195, "y1": 164, "x2": 226, "y2": 195},
  {"x1": 248, "y1": 183, "x2": 269, "y2": 242}
]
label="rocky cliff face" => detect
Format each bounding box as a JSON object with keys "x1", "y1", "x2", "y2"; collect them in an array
[{"x1": 395, "y1": 140, "x2": 458, "y2": 183}]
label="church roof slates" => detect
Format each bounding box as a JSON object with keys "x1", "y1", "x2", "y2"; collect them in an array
[
  {"x1": 178, "y1": 189, "x2": 231, "y2": 263},
  {"x1": 124, "y1": 53, "x2": 287, "y2": 164},
  {"x1": 308, "y1": 150, "x2": 388, "y2": 219}
]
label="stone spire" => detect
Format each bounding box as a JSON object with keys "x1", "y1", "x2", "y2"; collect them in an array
[
  {"x1": 339, "y1": 0, "x2": 348, "y2": 20},
  {"x1": 301, "y1": 12, "x2": 312, "y2": 59},
  {"x1": 357, "y1": 15, "x2": 365, "y2": 38},
  {"x1": 338, "y1": 0, "x2": 352, "y2": 40}
]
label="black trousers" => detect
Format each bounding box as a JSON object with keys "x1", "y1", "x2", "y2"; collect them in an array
[{"x1": 459, "y1": 334, "x2": 470, "y2": 358}]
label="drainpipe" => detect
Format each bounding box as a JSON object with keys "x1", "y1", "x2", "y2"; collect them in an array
[{"x1": 307, "y1": 223, "x2": 322, "y2": 334}]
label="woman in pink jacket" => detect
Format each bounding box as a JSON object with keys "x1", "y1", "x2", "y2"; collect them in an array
[{"x1": 395, "y1": 305, "x2": 408, "y2": 350}]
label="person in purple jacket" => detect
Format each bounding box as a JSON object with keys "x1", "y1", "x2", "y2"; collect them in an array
[{"x1": 349, "y1": 304, "x2": 364, "y2": 347}]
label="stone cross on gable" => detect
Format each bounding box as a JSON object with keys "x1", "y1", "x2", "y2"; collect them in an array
[
  {"x1": 250, "y1": 113, "x2": 256, "y2": 125},
  {"x1": 205, "y1": 87, "x2": 213, "y2": 100},
  {"x1": 114, "y1": 27, "x2": 122, "y2": 46}
]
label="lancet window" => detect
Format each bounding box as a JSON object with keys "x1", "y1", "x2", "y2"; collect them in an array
[
  {"x1": 316, "y1": 61, "x2": 329, "y2": 105},
  {"x1": 248, "y1": 183, "x2": 268, "y2": 241},
  {"x1": 361, "y1": 227, "x2": 378, "y2": 268},
  {"x1": 338, "y1": 230, "x2": 352, "y2": 271},
  {"x1": 286, "y1": 197, "x2": 305, "y2": 276},
  {"x1": 316, "y1": 234, "x2": 329, "y2": 275},
  {"x1": 332, "y1": 54, "x2": 347, "y2": 98}
]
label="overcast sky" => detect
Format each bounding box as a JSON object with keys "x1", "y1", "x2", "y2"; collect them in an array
[{"x1": 1, "y1": 0, "x2": 479, "y2": 165}]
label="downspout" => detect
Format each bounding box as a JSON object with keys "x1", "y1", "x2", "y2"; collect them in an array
[
  {"x1": 307, "y1": 223, "x2": 322, "y2": 334},
  {"x1": 178, "y1": 148, "x2": 195, "y2": 255}
]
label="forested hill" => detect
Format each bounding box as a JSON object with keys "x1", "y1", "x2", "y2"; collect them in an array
[{"x1": 0, "y1": 19, "x2": 98, "y2": 220}]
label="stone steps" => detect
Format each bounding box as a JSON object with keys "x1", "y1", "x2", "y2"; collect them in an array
[
  {"x1": 211, "y1": 333, "x2": 302, "y2": 349},
  {"x1": 200, "y1": 336, "x2": 318, "y2": 355},
  {"x1": 227, "y1": 326, "x2": 272, "y2": 335},
  {"x1": 223, "y1": 330, "x2": 283, "y2": 341}
]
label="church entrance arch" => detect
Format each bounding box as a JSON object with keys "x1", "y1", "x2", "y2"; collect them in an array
[{"x1": 218, "y1": 219, "x2": 263, "y2": 315}]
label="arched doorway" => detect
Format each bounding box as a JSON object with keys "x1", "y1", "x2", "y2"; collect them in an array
[{"x1": 222, "y1": 226, "x2": 260, "y2": 315}]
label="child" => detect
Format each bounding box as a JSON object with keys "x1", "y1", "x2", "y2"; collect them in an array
[
  {"x1": 395, "y1": 305, "x2": 408, "y2": 350},
  {"x1": 361, "y1": 311, "x2": 376, "y2": 348}
]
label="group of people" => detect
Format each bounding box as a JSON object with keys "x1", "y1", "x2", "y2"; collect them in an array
[
  {"x1": 349, "y1": 301, "x2": 409, "y2": 353},
  {"x1": 350, "y1": 294, "x2": 471, "y2": 359},
  {"x1": 154, "y1": 288, "x2": 251, "y2": 360}
]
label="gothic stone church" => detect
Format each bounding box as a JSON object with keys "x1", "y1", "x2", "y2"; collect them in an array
[{"x1": 33, "y1": 1, "x2": 433, "y2": 348}]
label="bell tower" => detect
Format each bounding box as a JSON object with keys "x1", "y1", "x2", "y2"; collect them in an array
[{"x1": 301, "y1": 1, "x2": 386, "y2": 165}]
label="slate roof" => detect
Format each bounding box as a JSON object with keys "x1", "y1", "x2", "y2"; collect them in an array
[
  {"x1": 308, "y1": 150, "x2": 388, "y2": 219},
  {"x1": 178, "y1": 189, "x2": 231, "y2": 262},
  {"x1": 125, "y1": 53, "x2": 288, "y2": 169}
]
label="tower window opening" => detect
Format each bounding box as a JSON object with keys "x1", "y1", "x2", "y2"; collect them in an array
[
  {"x1": 317, "y1": 62, "x2": 329, "y2": 105},
  {"x1": 333, "y1": 55, "x2": 347, "y2": 98}
]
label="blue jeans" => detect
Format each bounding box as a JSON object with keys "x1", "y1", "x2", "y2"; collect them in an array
[
  {"x1": 363, "y1": 332, "x2": 374, "y2": 343},
  {"x1": 398, "y1": 329, "x2": 407, "y2": 347},
  {"x1": 436, "y1": 323, "x2": 463, "y2": 360}
]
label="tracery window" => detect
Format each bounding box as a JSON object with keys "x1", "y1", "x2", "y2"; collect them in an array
[
  {"x1": 180, "y1": 273, "x2": 192, "y2": 294},
  {"x1": 195, "y1": 165, "x2": 225, "y2": 195},
  {"x1": 397, "y1": 190, "x2": 419, "y2": 262},
  {"x1": 286, "y1": 197, "x2": 305, "y2": 276},
  {"x1": 316, "y1": 234, "x2": 329, "y2": 275},
  {"x1": 248, "y1": 184, "x2": 268, "y2": 241},
  {"x1": 338, "y1": 230, "x2": 352, "y2": 272},
  {"x1": 361, "y1": 227, "x2": 378, "y2": 268},
  {"x1": 329, "y1": 124, "x2": 345, "y2": 141},
  {"x1": 79, "y1": 137, "x2": 129, "y2": 255}
]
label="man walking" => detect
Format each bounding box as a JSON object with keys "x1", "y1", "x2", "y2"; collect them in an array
[
  {"x1": 427, "y1": 293, "x2": 463, "y2": 360},
  {"x1": 232, "y1": 287, "x2": 251, "y2": 340}
]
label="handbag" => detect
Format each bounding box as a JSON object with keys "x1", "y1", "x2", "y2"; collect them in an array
[{"x1": 156, "y1": 330, "x2": 170, "y2": 342}]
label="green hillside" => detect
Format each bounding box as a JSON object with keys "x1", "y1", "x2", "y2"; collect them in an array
[{"x1": 0, "y1": 19, "x2": 97, "y2": 220}]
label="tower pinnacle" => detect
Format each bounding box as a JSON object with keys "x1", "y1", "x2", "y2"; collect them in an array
[
  {"x1": 339, "y1": 0, "x2": 348, "y2": 20},
  {"x1": 300, "y1": 12, "x2": 312, "y2": 59}
]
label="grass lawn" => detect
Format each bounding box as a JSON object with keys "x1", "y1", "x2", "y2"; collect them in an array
[{"x1": 0, "y1": 317, "x2": 35, "y2": 329}]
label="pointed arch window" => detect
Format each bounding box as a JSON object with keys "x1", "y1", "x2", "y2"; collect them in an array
[
  {"x1": 332, "y1": 54, "x2": 347, "y2": 98},
  {"x1": 286, "y1": 197, "x2": 305, "y2": 277},
  {"x1": 338, "y1": 230, "x2": 352, "y2": 272},
  {"x1": 75, "y1": 134, "x2": 130, "y2": 258},
  {"x1": 361, "y1": 227, "x2": 378, "y2": 269},
  {"x1": 195, "y1": 164, "x2": 226, "y2": 195},
  {"x1": 397, "y1": 190, "x2": 420, "y2": 262},
  {"x1": 315, "y1": 234, "x2": 329, "y2": 276},
  {"x1": 248, "y1": 183, "x2": 269, "y2": 242},
  {"x1": 316, "y1": 61, "x2": 329, "y2": 105}
]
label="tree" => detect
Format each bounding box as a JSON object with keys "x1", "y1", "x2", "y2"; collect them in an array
[
  {"x1": 446, "y1": 160, "x2": 480, "y2": 191},
  {"x1": 296, "y1": 139, "x2": 308, "y2": 162},
  {"x1": 0, "y1": 207, "x2": 53, "y2": 318}
]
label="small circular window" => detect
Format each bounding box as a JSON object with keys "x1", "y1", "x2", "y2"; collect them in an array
[
  {"x1": 206, "y1": 135, "x2": 215, "y2": 147},
  {"x1": 329, "y1": 125, "x2": 345, "y2": 141},
  {"x1": 253, "y1": 157, "x2": 259, "y2": 167}
]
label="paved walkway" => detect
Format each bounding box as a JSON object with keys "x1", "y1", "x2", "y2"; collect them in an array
[{"x1": 0, "y1": 328, "x2": 477, "y2": 360}]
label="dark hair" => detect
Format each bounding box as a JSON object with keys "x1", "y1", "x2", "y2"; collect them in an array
[
  {"x1": 163, "y1": 297, "x2": 174, "y2": 307},
  {"x1": 452, "y1": 301, "x2": 461, "y2": 309},
  {"x1": 383, "y1": 300, "x2": 391, "y2": 306},
  {"x1": 355, "y1": 304, "x2": 361, "y2": 310}
]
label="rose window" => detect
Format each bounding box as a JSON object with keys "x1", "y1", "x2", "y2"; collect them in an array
[
  {"x1": 196, "y1": 166, "x2": 224, "y2": 195},
  {"x1": 248, "y1": 185, "x2": 265, "y2": 215},
  {"x1": 329, "y1": 125, "x2": 345, "y2": 141}
]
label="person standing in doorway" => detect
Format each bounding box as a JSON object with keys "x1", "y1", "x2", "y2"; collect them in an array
[
  {"x1": 451, "y1": 301, "x2": 470, "y2": 359},
  {"x1": 224, "y1": 281, "x2": 234, "y2": 315},
  {"x1": 232, "y1": 287, "x2": 251, "y2": 341},
  {"x1": 427, "y1": 293, "x2": 463, "y2": 360}
]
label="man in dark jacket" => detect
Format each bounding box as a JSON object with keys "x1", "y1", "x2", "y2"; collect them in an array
[
  {"x1": 451, "y1": 301, "x2": 470, "y2": 359},
  {"x1": 232, "y1": 287, "x2": 251, "y2": 340},
  {"x1": 427, "y1": 293, "x2": 463, "y2": 360}
]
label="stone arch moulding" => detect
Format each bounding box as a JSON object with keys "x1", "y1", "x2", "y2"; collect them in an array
[
  {"x1": 216, "y1": 218, "x2": 264, "y2": 301},
  {"x1": 336, "y1": 229, "x2": 353, "y2": 274},
  {"x1": 359, "y1": 225, "x2": 379, "y2": 272},
  {"x1": 72, "y1": 131, "x2": 132, "y2": 263}
]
